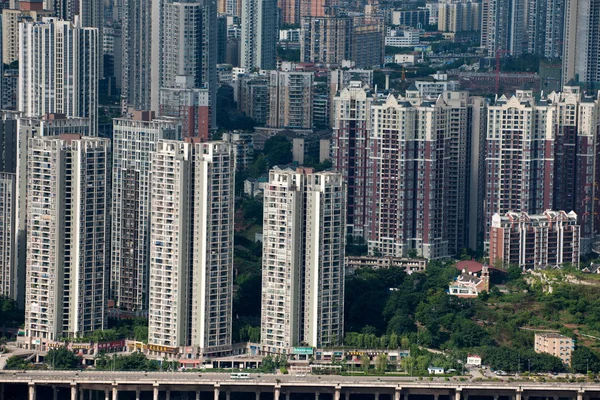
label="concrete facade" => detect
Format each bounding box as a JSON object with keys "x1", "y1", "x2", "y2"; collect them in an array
[
  {"x1": 24, "y1": 135, "x2": 110, "y2": 348},
  {"x1": 19, "y1": 17, "x2": 99, "y2": 136},
  {"x1": 110, "y1": 112, "x2": 181, "y2": 314},
  {"x1": 261, "y1": 168, "x2": 346, "y2": 353},
  {"x1": 535, "y1": 333, "x2": 575, "y2": 365}
]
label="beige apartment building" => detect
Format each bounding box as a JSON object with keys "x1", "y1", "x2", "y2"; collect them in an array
[{"x1": 534, "y1": 333, "x2": 575, "y2": 365}]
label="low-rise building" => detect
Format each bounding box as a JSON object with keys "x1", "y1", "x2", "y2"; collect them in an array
[
  {"x1": 466, "y1": 354, "x2": 482, "y2": 366},
  {"x1": 345, "y1": 256, "x2": 427, "y2": 275},
  {"x1": 393, "y1": 54, "x2": 416, "y2": 65},
  {"x1": 489, "y1": 210, "x2": 580, "y2": 269},
  {"x1": 428, "y1": 366, "x2": 445, "y2": 374},
  {"x1": 414, "y1": 72, "x2": 460, "y2": 97},
  {"x1": 385, "y1": 28, "x2": 420, "y2": 47},
  {"x1": 534, "y1": 333, "x2": 575, "y2": 366},
  {"x1": 448, "y1": 266, "x2": 490, "y2": 298}
]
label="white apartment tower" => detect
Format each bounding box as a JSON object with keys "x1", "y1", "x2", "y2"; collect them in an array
[
  {"x1": 111, "y1": 111, "x2": 181, "y2": 314},
  {"x1": 19, "y1": 17, "x2": 99, "y2": 135},
  {"x1": 261, "y1": 167, "x2": 346, "y2": 354},
  {"x1": 148, "y1": 140, "x2": 234, "y2": 354},
  {"x1": 24, "y1": 135, "x2": 110, "y2": 348},
  {"x1": 303, "y1": 171, "x2": 346, "y2": 347},
  {"x1": 14, "y1": 115, "x2": 90, "y2": 309},
  {"x1": 241, "y1": 0, "x2": 277, "y2": 70}
]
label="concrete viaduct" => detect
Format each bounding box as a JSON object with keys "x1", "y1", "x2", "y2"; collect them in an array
[{"x1": 0, "y1": 372, "x2": 598, "y2": 400}]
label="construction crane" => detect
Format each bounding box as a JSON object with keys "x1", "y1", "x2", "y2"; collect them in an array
[{"x1": 495, "y1": 48, "x2": 510, "y2": 94}]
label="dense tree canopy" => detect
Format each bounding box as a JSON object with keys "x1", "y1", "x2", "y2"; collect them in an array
[{"x1": 46, "y1": 348, "x2": 80, "y2": 370}]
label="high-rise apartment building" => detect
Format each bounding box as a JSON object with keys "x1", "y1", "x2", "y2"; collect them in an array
[
  {"x1": 19, "y1": 17, "x2": 99, "y2": 135},
  {"x1": 161, "y1": 1, "x2": 217, "y2": 131},
  {"x1": 351, "y1": 17, "x2": 384, "y2": 68},
  {"x1": 268, "y1": 70, "x2": 313, "y2": 129},
  {"x1": 544, "y1": 0, "x2": 564, "y2": 59},
  {"x1": 121, "y1": 0, "x2": 154, "y2": 111},
  {"x1": 13, "y1": 114, "x2": 90, "y2": 309},
  {"x1": 0, "y1": 173, "x2": 16, "y2": 300},
  {"x1": 525, "y1": 0, "x2": 546, "y2": 55},
  {"x1": 2, "y1": 2, "x2": 52, "y2": 65},
  {"x1": 562, "y1": 0, "x2": 600, "y2": 86},
  {"x1": 549, "y1": 83, "x2": 600, "y2": 253},
  {"x1": 482, "y1": 0, "x2": 524, "y2": 56},
  {"x1": 48, "y1": 0, "x2": 76, "y2": 19},
  {"x1": 148, "y1": 140, "x2": 234, "y2": 355},
  {"x1": 484, "y1": 90, "x2": 555, "y2": 246},
  {"x1": 300, "y1": 0, "x2": 327, "y2": 17},
  {"x1": 368, "y1": 89, "x2": 485, "y2": 258},
  {"x1": 437, "y1": 0, "x2": 480, "y2": 33},
  {"x1": 159, "y1": 76, "x2": 211, "y2": 140},
  {"x1": 390, "y1": 9, "x2": 430, "y2": 27},
  {"x1": 279, "y1": 0, "x2": 300, "y2": 24},
  {"x1": 261, "y1": 167, "x2": 345, "y2": 353},
  {"x1": 241, "y1": 0, "x2": 277, "y2": 70},
  {"x1": 111, "y1": 111, "x2": 181, "y2": 314},
  {"x1": 331, "y1": 82, "x2": 374, "y2": 239},
  {"x1": 238, "y1": 73, "x2": 270, "y2": 125},
  {"x1": 300, "y1": 12, "x2": 353, "y2": 64},
  {"x1": 24, "y1": 135, "x2": 110, "y2": 349}
]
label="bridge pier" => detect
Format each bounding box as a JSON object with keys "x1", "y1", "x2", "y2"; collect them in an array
[
  {"x1": 166, "y1": 390, "x2": 171, "y2": 400},
  {"x1": 153, "y1": 385, "x2": 159, "y2": 400},
  {"x1": 135, "y1": 389, "x2": 141, "y2": 400},
  {"x1": 105, "y1": 389, "x2": 110, "y2": 400},
  {"x1": 197, "y1": 390, "x2": 201, "y2": 400},
  {"x1": 375, "y1": 392, "x2": 379, "y2": 400},
  {"x1": 256, "y1": 391, "x2": 261, "y2": 400},
  {"x1": 434, "y1": 393, "x2": 439, "y2": 400},
  {"x1": 53, "y1": 386, "x2": 58, "y2": 400},
  {"x1": 579, "y1": 391, "x2": 585, "y2": 400},
  {"x1": 70, "y1": 384, "x2": 77, "y2": 400},
  {"x1": 214, "y1": 385, "x2": 220, "y2": 400},
  {"x1": 227, "y1": 391, "x2": 231, "y2": 400},
  {"x1": 335, "y1": 387, "x2": 341, "y2": 400},
  {"x1": 346, "y1": 392, "x2": 350, "y2": 400},
  {"x1": 516, "y1": 391, "x2": 522, "y2": 400},
  {"x1": 112, "y1": 384, "x2": 118, "y2": 400},
  {"x1": 286, "y1": 391, "x2": 291, "y2": 400},
  {"x1": 28, "y1": 383, "x2": 36, "y2": 400},
  {"x1": 274, "y1": 387, "x2": 281, "y2": 400},
  {"x1": 455, "y1": 389, "x2": 461, "y2": 400},
  {"x1": 317, "y1": 391, "x2": 321, "y2": 400}
]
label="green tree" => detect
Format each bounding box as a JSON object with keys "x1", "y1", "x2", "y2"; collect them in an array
[
  {"x1": 389, "y1": 333, "x2": 399, "y2": 348},
  {"x1": 250, "y1": 154, "x2": 268, "y2": 178},
  {"x1": 263, "y1": 136, "x2": 292, "y2": 166},
  {"x1": 401, "y1": 356, "x2": 416, "y2": 374},
  {"x1": 507, "y1": 264, "x2": 522, "y2": 281},
  {"x1": 572, "y1": 346, "x2": 600, "y2": 373},
  {"x1": 5, "y1": 355, "x2": 29, "y2": 370},
  {"x1": 360, "y1": 355, "x2": 371, "y2": 372},
  {"x1": 133, "y1": 325, "x2": 148, "y2": 343},
  {"x1": 46, "y1": 348, "x2": 80, "y2": 370},
  {"x1": 375, "y1": 354, "x2": 388, "y2": 373},
  {"x1": 401, "y1": 337, "x2": 410, "y2": 349}
]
